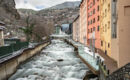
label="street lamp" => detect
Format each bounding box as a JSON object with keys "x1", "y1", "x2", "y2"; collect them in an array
[{"x1": 90, "y1": 31, "x2": 96, "y2": 58}]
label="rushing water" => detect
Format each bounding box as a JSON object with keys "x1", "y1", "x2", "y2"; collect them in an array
[{"x1": 9, "y1": 39, "x2": 89, "y2": 80}]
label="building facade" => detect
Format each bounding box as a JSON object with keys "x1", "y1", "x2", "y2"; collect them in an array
[
  {"x1": 111, "y1": 0, "x2": 130, "y2": 67},
  {"x1": 80, "y1": 0, "x2": 87, "y2": 45},
  {"x1": 100, "y1": 0, "x2": 111, "y2": 56},
  {"x1": 87, "y1": 0, "x2": 100, "y2": 51},
  {"x1": 0, "y1": 21, "x2": 5, "y2": 46},
  {"x1": 100, "y1": 0, "x2": 130, "y2": 67},
  {"x1": 73, "y1": 16, "x2": 80, "y2": 42}
]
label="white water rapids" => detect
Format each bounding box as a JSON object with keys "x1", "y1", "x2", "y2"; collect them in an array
[{"x1": 9, "y1": 39, "x2": 89, "y2": 80}]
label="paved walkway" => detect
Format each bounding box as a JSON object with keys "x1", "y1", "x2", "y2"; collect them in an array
[
  {"x1": 66, "y1": 39, "x2": 118, "y2": 74},
  {"x1": 97, "y1": 50, "x2": 118, "y2": 74}
]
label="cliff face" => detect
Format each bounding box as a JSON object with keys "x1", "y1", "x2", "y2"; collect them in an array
[{"x1": 0, "y1": 0, "x2": 20, "y2": 22}]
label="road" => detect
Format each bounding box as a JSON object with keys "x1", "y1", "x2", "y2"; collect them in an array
[{"x1": 9, "y1": 39, "x2": 88, "y2": 80}]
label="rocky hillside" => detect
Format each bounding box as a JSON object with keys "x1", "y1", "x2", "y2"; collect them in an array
[
  {"x1": 18, "y1": 9, "x2": 37, "y2": 16},
  {"x1": 0, "y1": 0, "x2": 21, "y2": 39},
  {"x1": 49, "y1": 1, "x2": 80, "y2": 9},
  {"x1": 36, "y1": 7, "x2": 79, "y2": 25},
  {"x1": 0, "y1": 0, "x2": 20, "y2": 21},
  {"x1": 18, "y1": 1, "x2": 80, "y2": 25}
]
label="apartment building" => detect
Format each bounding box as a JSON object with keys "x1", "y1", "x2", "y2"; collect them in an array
[
  {"x1": 100, "y1": 0, "x2": 111, "y2": 56},
  {"x1": 87, "y1": 0, "x2": 100, "y2": 51},
  {"x1": 73, "y1": 15, "x2": 80, "y2": 42},
  {"x1": 79, "y1": 0, "x2": 87, "y2": 45},
  {"x1": 100, "y1": 0, "x2": 130, "y2": 67}
]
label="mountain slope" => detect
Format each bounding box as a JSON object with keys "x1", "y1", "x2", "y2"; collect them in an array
[
  {"x1": 16, "y1": 1, "x2": 80, "y2": 38},
  {"x1": 18, "y1": 9, "x2": 37, "y2": 16},
  {"x1": 49, "y1": 1, "x2": 80, "y2": 9}
]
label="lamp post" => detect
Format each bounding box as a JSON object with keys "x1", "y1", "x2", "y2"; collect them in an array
[{"x1": 90, "y1": 31, "x2": 95, "y2": 58}]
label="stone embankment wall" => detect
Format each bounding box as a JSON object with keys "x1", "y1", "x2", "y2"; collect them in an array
[{"x1": 0, "y1": 42, "x2": 50, "y2": 80}]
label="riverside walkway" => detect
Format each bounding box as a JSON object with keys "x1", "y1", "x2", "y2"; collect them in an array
[
  {"x1": 66, "y1": 39, "x2": 118, "y2": 75},
  {"x1": 65, "y1": 39, "x2": 99, "y2": 75}
]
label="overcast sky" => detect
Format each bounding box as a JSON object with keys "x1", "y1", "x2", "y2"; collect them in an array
[{"x1": 15, "y1": 0, "x2": 81, "y2": 11}]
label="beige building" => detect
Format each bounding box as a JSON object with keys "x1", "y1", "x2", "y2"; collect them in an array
[
  {"x1": 73, "y1": 15, "x2": 80, "y2": 42},
  {"x1": 110, "y1": 0, "x2": 130, "y2": 68},
  {"x1": 79, "y1": 0, "x2": 87, "y2": 45},
  {"x1": 0, "y1": 21, "x2": 5, "y2": 46}
]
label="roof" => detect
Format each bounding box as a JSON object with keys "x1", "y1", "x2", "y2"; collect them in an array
[
  {"x1": 0, "y1": 26, "x2": 6, "y2": 30},
  {"x1": 73, "y1": 15, "x2": 80, "y2": 23},
  {"x1": 0, "y1": 21, "x2": 5, "y2": 25},
  {"x1": 79, "y1": 0, "x2": 84, "y2": 7}
]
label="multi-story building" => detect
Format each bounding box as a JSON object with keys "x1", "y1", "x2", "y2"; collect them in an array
[
  {"x1": 0, "y1": 21, "x2": 5, "y2": 46},
  {"x1": 79, "y1": 0, "x2": 87, "y2": 45},
  {"x1": 100, "y1": 0, "x2": 130, "y2": 67},
  {"x1": 100, "y1": 0, "x2": 111, "y2": 56},
  {"x1": 73, "y1": 15, "x2": 80, "y2": 42},
  {"x1": 87, "y1": 0, "x2": 100, "y2": 51}
]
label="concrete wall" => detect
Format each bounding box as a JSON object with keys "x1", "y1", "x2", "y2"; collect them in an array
[{"x1": 0, "y1": 42, "x2": 50, "y2": 80}]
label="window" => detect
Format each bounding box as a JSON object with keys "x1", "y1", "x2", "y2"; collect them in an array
[
  {"x1": 97, "y1": 5, "x2": 99, "y2": 11},
  {"x1": 97, "y1": 26, "x2": 100, "y2": 31},
  {"x1": 93, "y1": 27, "x2": 95, "y2": 31},
  {"x1": 105, "y1": 9, "x2": 107, "y2": 17},
  {"x1": 93, "y1": 9, "x2": 95, "y2": 14},
  {"x1": 101, "y1": 41, "x2": 103, "y2": 46},
  {"x1": 108, "y1": 4, "x2": 110, "y2": 12},
  {"x1": 93, "y1": 18, "x2": 95, "y2": 23},
  {"x1": 103, "y1": 26, "x2": 104, "y2": 32},
  {"x1": 97, "y1": 16, "x2": 100, "y2": 21},
  {"x1": 93, "y1": 0, "x2": 95, "y2": 5},
  {"x1": 108, "y1": 21, "x2": 110, "y2": 29},
  {"x1": 88, "y1": 21, "x2": 89, "y2": 26},
  {"x1": 105, "y1": 24, "x2": 107, "y2": 32},
  {"x1": 124, "y1": 6, "x2": 130, "y2": 16},
  {"x1": 91, "y1": 28, "x2": 93, "y2": 33},
  {"x1": 108, "y1": 43, "x2": 110, "y2": 48},
  {"x1": 91, "y1": 20, "x2": 93, "y2": 24}
]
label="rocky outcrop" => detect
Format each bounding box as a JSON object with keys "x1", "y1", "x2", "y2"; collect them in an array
[{"x1": 0, "y1": 0, "x2": 20, "y2": 21}]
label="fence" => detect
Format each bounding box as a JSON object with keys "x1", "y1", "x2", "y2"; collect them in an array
[{"x1": 0, "y1": 42, "x2": 29, "y2": 58}]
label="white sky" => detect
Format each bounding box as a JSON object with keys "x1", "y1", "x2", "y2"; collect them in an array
[{"x1": 15, "y1": 0, "x2": 81, "y2": 11}]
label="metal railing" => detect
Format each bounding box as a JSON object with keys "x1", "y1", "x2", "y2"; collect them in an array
[{"x1": 0, "y1": 42, "x2": 29, "y2": 58}]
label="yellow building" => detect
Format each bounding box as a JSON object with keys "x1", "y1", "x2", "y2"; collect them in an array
[{"x1": 100, "y1": 0, "x2": 111, "y2": 56}]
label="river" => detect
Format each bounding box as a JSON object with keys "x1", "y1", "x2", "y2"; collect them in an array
[{"x1": 9, "y1": 39, "x2": 89, "y2": 80}]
